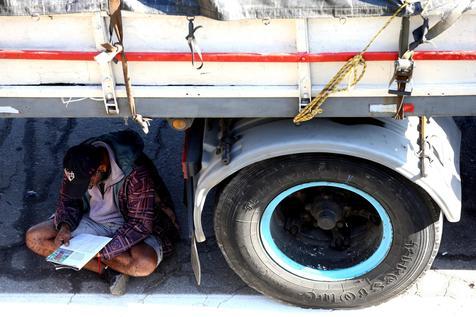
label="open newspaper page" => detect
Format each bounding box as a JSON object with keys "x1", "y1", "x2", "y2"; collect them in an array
[{"x1": 46, "y1": 234, "x2": 112, "y2": 270}]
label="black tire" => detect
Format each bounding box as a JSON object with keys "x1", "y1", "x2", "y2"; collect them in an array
[{"x1": 214, "y1": 154, "x2": 442, "y2": 308}]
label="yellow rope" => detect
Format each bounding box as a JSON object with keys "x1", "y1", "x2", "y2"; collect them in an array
[{"x1": 293, "y1": 0, "x2": 411, "y2": 124}]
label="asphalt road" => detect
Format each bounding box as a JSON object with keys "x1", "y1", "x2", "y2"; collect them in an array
[{"x1": 0, "y1": 118, "x2": 475, "y2": 311}]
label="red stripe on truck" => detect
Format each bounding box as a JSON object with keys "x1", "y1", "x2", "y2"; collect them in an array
[
  {"x1": 0, "y1": 50, "x2": 475, "y2": 62},
  {"x1": 0, "y1": 50, "x2": 97, "y2": 61}
]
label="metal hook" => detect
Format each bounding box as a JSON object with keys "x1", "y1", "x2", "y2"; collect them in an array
[{"x1": 185, "y1": 17, "x2": 204, "y2": 70}]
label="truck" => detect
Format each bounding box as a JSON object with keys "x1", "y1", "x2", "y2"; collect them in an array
[{"x1": 1, "y1": 0, "x2": 475, "y2": 309}]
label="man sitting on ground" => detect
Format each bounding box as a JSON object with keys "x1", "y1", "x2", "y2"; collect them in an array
[{"x1": 25, "y1": 130, "x2": 179, "y2": 295}]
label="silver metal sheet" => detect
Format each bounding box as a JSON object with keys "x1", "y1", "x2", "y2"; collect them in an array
[{"x1": 1, "y1": 96, "x2": 475, "y2": 118}]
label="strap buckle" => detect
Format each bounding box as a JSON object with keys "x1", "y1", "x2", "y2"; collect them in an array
[
  {"x1": 388, "y1": 58, "x2": 414, "y2": 96},
  {"x1": 95, "y1": 43, "x2": 123, "y2": 64}
]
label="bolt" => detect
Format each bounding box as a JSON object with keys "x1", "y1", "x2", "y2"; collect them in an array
[{"x1": 290, "y1": 225, "x2": 299, "y2": 236}]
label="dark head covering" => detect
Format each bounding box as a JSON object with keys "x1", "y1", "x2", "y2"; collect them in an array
[{"x1": 62, "y1": 144, "x2": 101, "y2": 198}]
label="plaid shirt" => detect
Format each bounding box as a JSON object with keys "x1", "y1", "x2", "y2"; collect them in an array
[{"x1": 54, "y1": 163, "x2": 179, "y2": 261}]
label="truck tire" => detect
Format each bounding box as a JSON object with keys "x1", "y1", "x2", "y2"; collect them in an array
[{"x1": 214, "y1": 154, "x2": 442, "y2": 308}]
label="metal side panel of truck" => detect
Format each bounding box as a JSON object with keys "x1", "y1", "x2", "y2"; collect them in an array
[{"x1": 0, "y1": 2, "x2": 475, "y2": 308}]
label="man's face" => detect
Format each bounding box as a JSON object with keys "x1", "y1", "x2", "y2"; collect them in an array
[{"x1": 88, "y1": 166, "x2": 108, "y2": 189}]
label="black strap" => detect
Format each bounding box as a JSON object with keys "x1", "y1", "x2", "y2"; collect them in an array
[
  {"x1": 394, "y1": 16, "x2": 411, "y2": 120},
  {"x1": 399, "y1": 16, "x2": 410, "y2": 58},
  {"x1": 409, "y1": 16, "x2": 429, "y2": 52}
]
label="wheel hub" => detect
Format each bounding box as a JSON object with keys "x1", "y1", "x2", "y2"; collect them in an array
[
  {"x1": 307, "y1": 198, "x2": 343, "y2": 231},
  {"x1": 260, "y1": 182, "x2": 393, "y2": 281}
]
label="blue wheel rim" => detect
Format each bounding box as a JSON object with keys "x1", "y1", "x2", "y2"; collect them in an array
[{"x1": 259, "y1": 182, "x2": 393, "y2": 281}]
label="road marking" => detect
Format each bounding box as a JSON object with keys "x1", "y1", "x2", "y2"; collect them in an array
[{"x1": 0, "y1": 270, "x2": 475, "y2": 316}]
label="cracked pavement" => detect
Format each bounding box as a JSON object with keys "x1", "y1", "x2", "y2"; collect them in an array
[
  {"x1": 0, "y1": 118, "x2": 475, "y2": 312},
  {"x1": 0, "y1": 118, "x2": 253, "y2": 297}
]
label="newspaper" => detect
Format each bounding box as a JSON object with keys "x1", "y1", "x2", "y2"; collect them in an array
[{"x1": 46, "y1": 234, "x2": 112, "y2": 270}]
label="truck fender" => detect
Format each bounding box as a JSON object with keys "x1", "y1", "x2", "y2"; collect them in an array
[{"x1": 194, "y1": 118, "x2": 461, "y2": 242}]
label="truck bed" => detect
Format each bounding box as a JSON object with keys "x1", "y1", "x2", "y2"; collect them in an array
[{"x1": 0, "y1": 12, "x2": 475, "y2": 118}]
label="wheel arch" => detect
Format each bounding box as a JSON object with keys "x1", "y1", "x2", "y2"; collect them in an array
[{"x1": 194, "y1": 118, "x2": 461, "y2": 242}]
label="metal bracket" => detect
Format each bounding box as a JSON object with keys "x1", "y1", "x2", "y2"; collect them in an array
[
  {"x1": 296, "y1": 19, "x2": 312, "y2": 112},
  {"x1": 215, "y1": 119, "x2": 236, "y2": 165},
  {"x1": 187, "y1": 175, "x2": 201, "y2": 285},
  {"x1": 191, "y1": 232, "x2": 202, "y2": 285},
  {"x1": 92, "y1": 13, "x2": 120, "y2": 115}
]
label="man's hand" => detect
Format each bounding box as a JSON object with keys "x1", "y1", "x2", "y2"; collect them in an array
[{"x1": 54, "y1": 223, "x2": 71, "y2": 247}]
